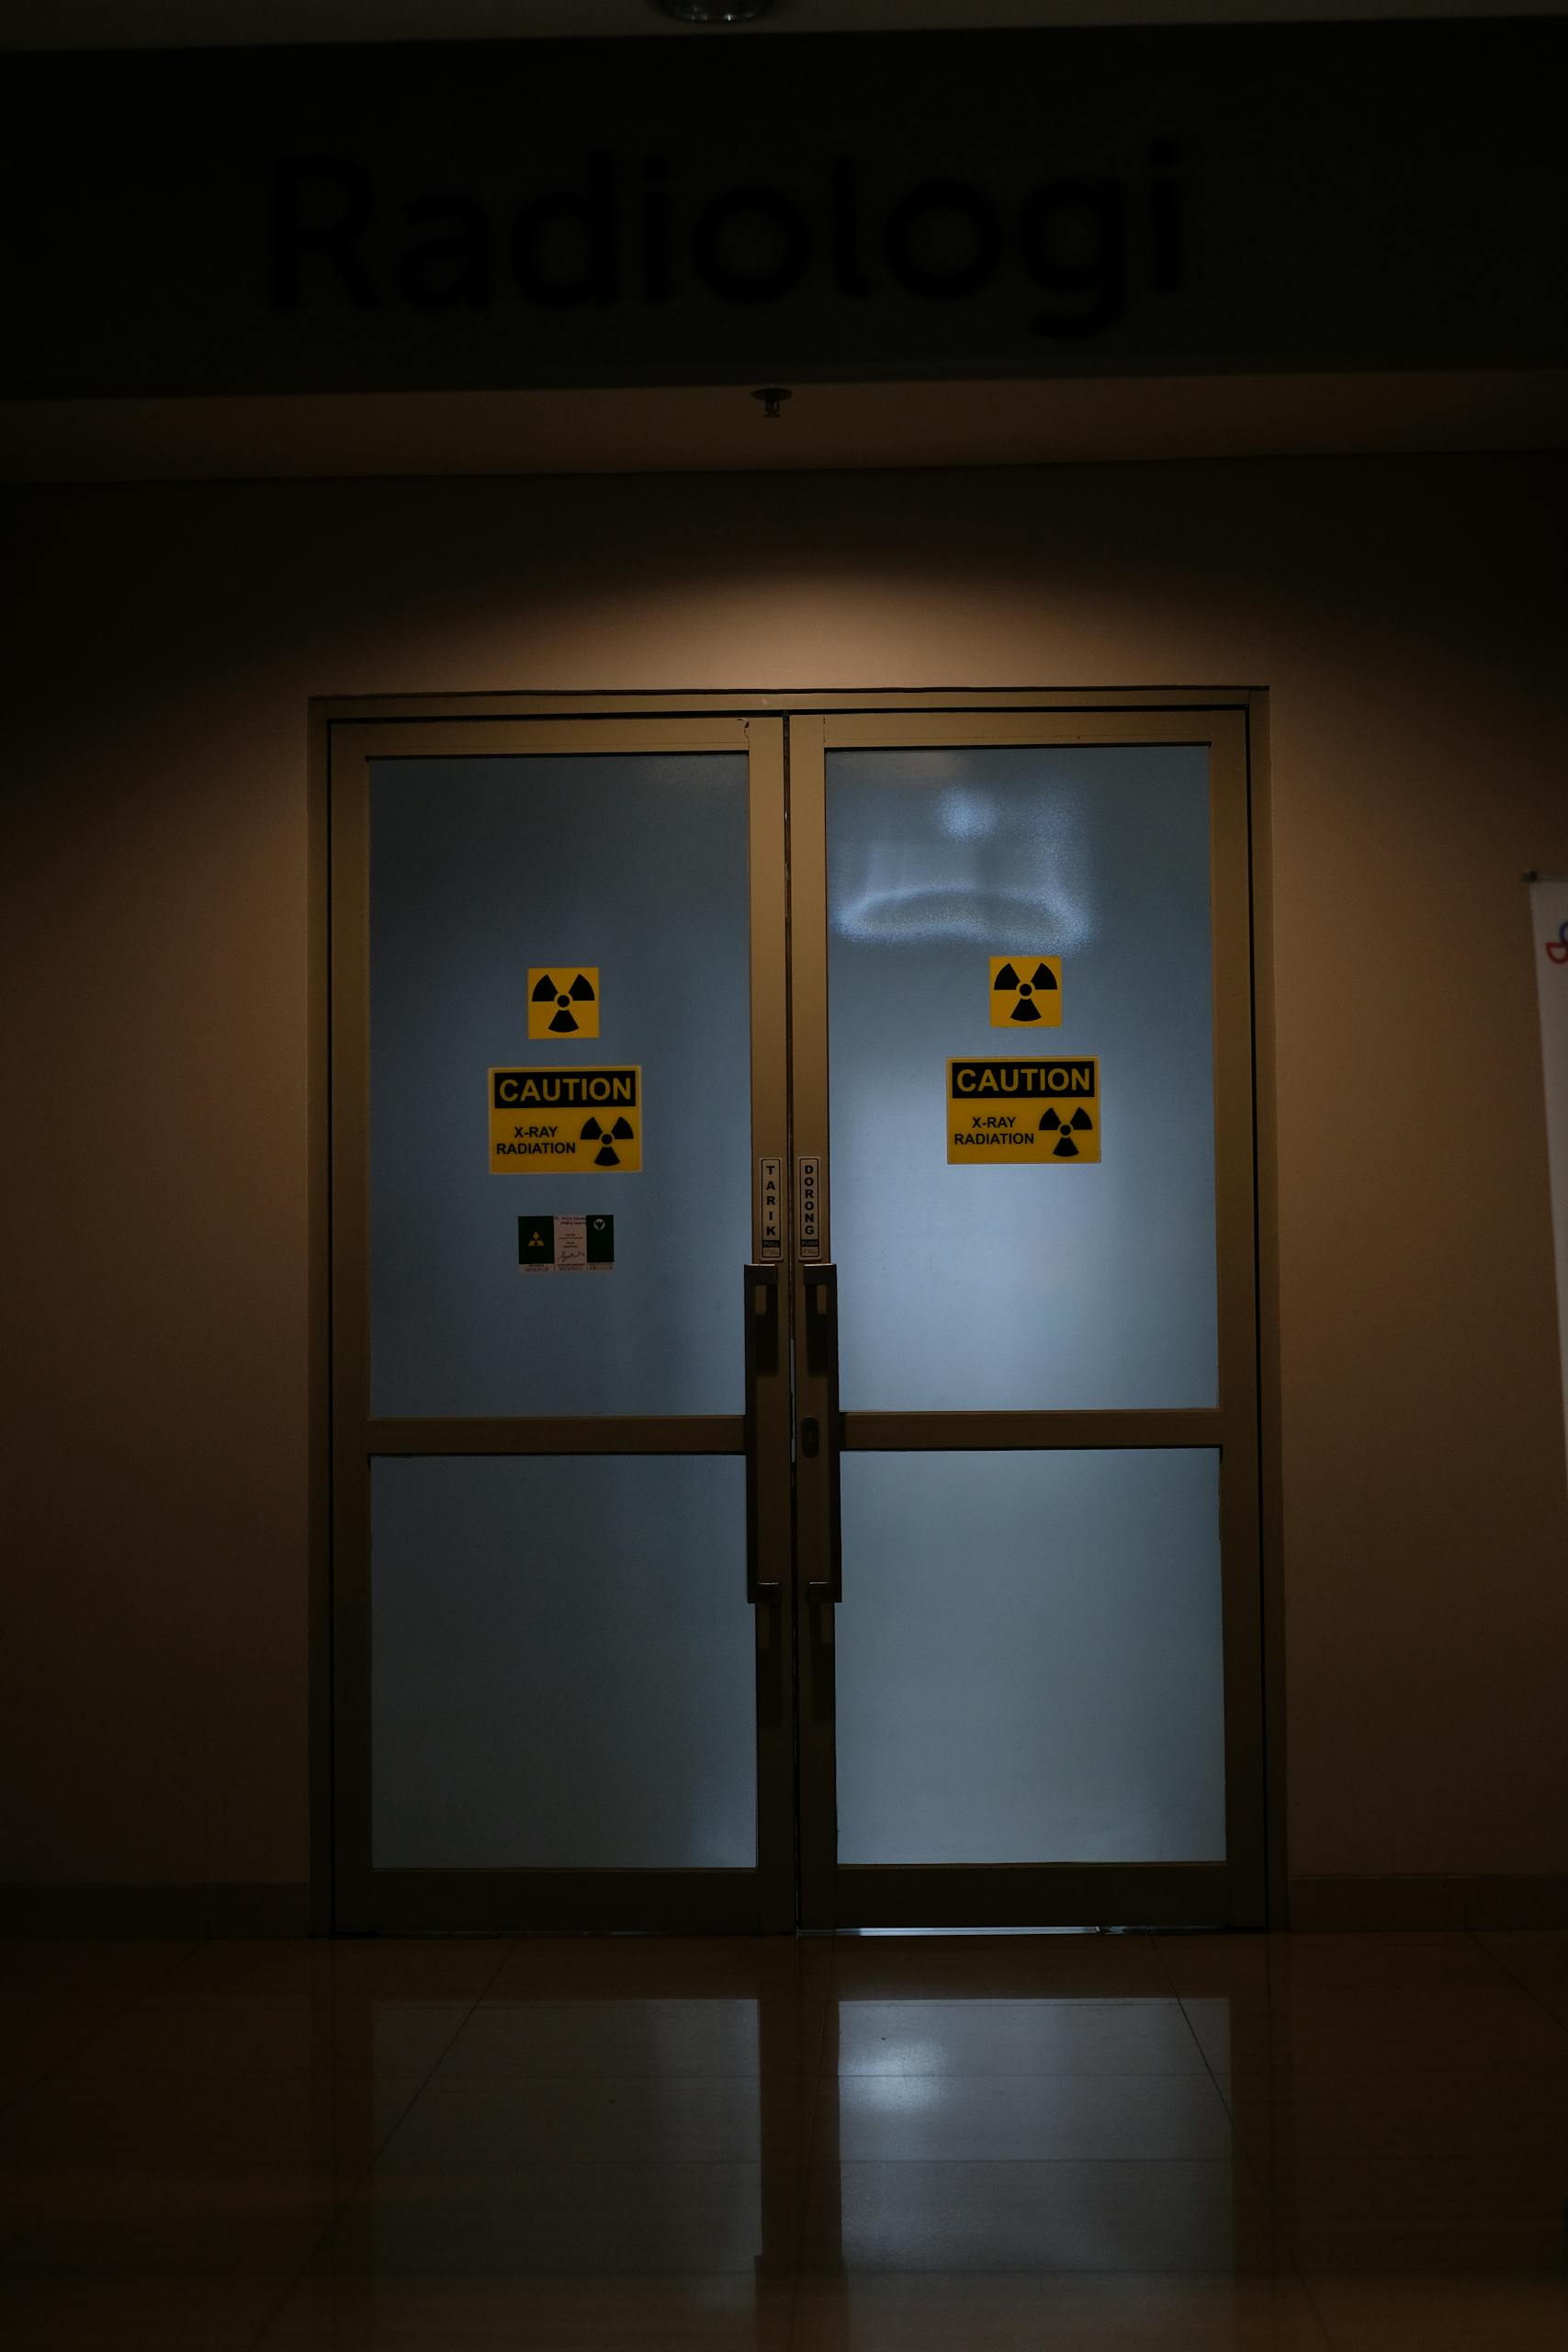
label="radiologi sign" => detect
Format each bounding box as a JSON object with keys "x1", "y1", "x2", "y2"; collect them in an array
[
  {"x1": 7, "y1": 26, "x2": 1564, "y2": 400},
  {"x1": 491, "y1": 1068, "x2": 641, "y2": 1172},
  {"x1": 268, "y1": 145, "x2": 1180, "y2": 345},
  {"x1": 948, "y1": 1057, "x2": 1101, "y2": 1163}
]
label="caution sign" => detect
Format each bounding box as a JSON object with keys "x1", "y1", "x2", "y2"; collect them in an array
[
  {"x1": 948, "y1": 1058, "x2": 1100, "y2": 1162},
  {"x1": 491, "y1": 1068, "x2": 642, "y2": 1172},
  {"x1": 518, "y1": 1214, "x2": 615, "y2": 1272},
  {"x1": 528, "y1": 967, "x2": 599, "y2": 1039},
  {"x1": 990, "y1": 956, "x2": 1062, "y2": 1026}
]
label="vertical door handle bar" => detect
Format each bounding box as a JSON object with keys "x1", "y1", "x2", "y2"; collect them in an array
[
  {"x1": 802, "y1": 1263, "x2": 842, "y2": 1605},
  {"x1": 744, "y1": 1263, "x2": 783, "y2": 1603}
]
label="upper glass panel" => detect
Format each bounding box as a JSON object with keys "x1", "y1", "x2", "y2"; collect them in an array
[
  {"x1": 370, "y1": 753, "x2": 750, "y2": 1419},
  {"x1": 827, "y1": 744, "x2": 1218, "y2": 1411}
]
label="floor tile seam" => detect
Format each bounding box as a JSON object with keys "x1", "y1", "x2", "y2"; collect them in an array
[
  {"x1": 129, "y1": 1938, "x2": 302, "y2": 2003},
  {"x1": 798, "y1": 1961, "x2": 834, "y2": 2182},
  {"x1": 42, "y1": 2064, "x2": 485, "y2": 2089},
  {"x1": 1464, "y1": 1925, "x2": 1543, "y2": 1993},
  {"x1": 0, "y1": 1960, "x2": 209, "y2": 2122},
  {"x1": 360, "y1": 2154, "x2": 813, "y2": 2175},
  {"x1": 139, "y1": 1932, "x2": 522, "y2": 2005},
  {"x1": 787, "y1": 2262, "x2": 1325, "y2": 2283},
  {"x1": 0, "y1": 1939, "x2": 204, "y2": 1981},
  {"x1": 1171, "y1": 1984, "x2": 1255, "y2": 2053},
  {"x1": 368, "y1": 2022, "x2": 804, "y2": 2164},
  {"x1": 1201, "y1": 2059, "x2": 1568, "y2": 2081},
  {"x1": 819, "y1": 1990, "x2": 1180, "y2": 2008},
  {"x1": 799, "y1": 2013, "x2": 831, "y2": 2191},
  {"x1": 809, "y1": 2147, "x2": 1259, "y2": 2165},
  {"x1": 786, "y1": 2264, "x2": 1306, "y2": 2286},
  {"x1": 821, "y1": 1996, "x2": 1202, "y2": 2013},
  {"x1": 1176, "y1": 1974, "x2": 1559, "y2": 2001},
  {"x1": 400, "y1": 2064, "x2": 1229, "y2": 2083},
  {"x1": 1160, "y1": 1972, "x2": 1275, "y2": 2205},
  {"x1": 1200, "y1": 2070, "x2": 1292, "y2": 2194},
  {"x1": 39, "y1": 2147, "x2": 1295, "y2": 2186},
  {"x1": 798, "y1": 1996, "x2": 831, "y2": 2089},
  {"x1": 0, "y1": 2153, "x2": 476, "y2": 2187},
  {"x1": 1292, "y1": 2268, "x2": 1358, "y2": 2352},
  {"x1": 424, "y1": 2069, "x2": 814, "y2": 2086},
  {"x1": 1470, "y1": 1938, "x2": 1568, "y2": 2044},
  {"x1": 814, "y1": 2062, "x2": 1226, "y2": 2078},
  {"x1": 243, "y1": 1940, "x2": 527, "y2": 2335},
  {"x1": 420, "y1": 2060, "x2": 813, "y2": 2077},
  {"x1": 780, "y1": 2263, "x2": 807, "y2": 2349},
  {"x1": 1146, "y1": 1931, "x2": 1193, "y2": 2004},
  {"x1": 820, "y1": 2009, "x2": 1166, "y2": 2022},
  {"x1": 818, "y1": 1928, "x2": 1180, "y2": 2000},
  {"x1": 806, "y1": 2152, "x2": 1269, "y2": 2171},
  {"x1": 223, "y1": 2148, "x2": 433, "y2": 2329},
  {"x1": 287, "y1": 2146, "x2": 1240, "y2": 2168},
  {"x1": 367, "y1": 1942, "x2": 528, "y2": 2102},
  {"x1": 466, "y1": 1988, "x2": 828, "y2": 2004},
  {"x1": 780, "y1": 1998, "x2": 820, "y2": 2304},
  {"x1": 245, "y1": 2260, "x2": 320, "y2": 2352},
  {"x1": 131, "y1": 1996, "x2": 508, "y2": 2018},
  {"x1": 1213, "y1": 2075, "x2": 1568, "y2": 2109}
]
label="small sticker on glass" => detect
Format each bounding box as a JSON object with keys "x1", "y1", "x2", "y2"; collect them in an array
[{"x1": 518, "y1": 1214, "x2": 615, "y2": 1272}]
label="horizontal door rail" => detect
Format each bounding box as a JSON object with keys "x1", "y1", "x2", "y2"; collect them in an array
[
  {"x1": 321, "y1": 689, "x2": 1257, "y2": 724},
  {"x1": 821, "y1": 713, "x2": 1232, "y2": 751},
  {"x1": 842, "y1": 1408, "x2": 1224, "y2": 1452},
  {"x1": 333, "y1": 717, "x2": 753, "y2": 763},
  {"x1": 366, "y1": 1415, "x2": 745, "y2": 1456},
  {"x1": 371, "y1": 1868, "x2": 763, "y2": 1936},
  {"x1": 835, "y1": 1862, "x2": 1232, "y2": 1930}
]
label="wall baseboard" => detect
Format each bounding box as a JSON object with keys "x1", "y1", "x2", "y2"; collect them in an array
[
  {"x1": 0, "y1": 1883, "x2": 311, "y2": 1938},
  {"x1": 1290, "y1": 1874, "x2": 1568, "y2": 1931},
  {"x1": 4, "y1": 1878, "x2": 1565, "y2": 1937}
]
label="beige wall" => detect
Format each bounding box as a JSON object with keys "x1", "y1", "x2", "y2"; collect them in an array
[{"x1": 4, "y1": 453, "x2": 1566, "y2": 1907}]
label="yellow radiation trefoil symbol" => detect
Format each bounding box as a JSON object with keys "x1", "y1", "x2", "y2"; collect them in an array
[
  {"x1": 990, "y1": 956, "x2": 1062, "y2": 1025},
  {"x1": 529, "y1": 968, "x2": 600, "y2": 1037}
]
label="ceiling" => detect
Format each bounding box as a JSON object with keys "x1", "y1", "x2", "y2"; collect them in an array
[
  {"x1": 7, "y1": 371, "x2": 1565, "y2": 485},
  {"x1": 3, "y1": 0, "x2": 1560, "y2": 49}
]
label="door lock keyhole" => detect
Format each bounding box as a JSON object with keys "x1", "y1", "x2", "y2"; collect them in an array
[{"x1": 799, "y1": 1418, "x2": 820, "y2": 1458}]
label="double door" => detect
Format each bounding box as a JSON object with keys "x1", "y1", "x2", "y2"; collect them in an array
[{"x1": 329, "y1": 698, "x2": 1266, "y2": 1932}]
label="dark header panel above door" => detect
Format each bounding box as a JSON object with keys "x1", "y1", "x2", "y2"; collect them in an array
[{"x1": 6, "y1": 21, "x2": 1565, "y2": 401}]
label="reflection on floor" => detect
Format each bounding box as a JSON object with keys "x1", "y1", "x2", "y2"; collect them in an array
[{"x1": 2, "y1": 1928, "x2": 1567, "y2": 2346}]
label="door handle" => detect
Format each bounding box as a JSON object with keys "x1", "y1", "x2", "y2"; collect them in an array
[
  {"x1": 743, "y1": 1263, "x2": 783, "y2": 1603},
  {"x1": 800, "y1": 1263, "x2": 842, "y2": 1610}
]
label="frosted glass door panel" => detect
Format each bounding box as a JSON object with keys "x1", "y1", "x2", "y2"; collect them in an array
[
  {"x1": 371, "y1": 755, "x2": 750, "y2": 1419},
  {"x1": 835, "y1": 1451, "x2": 1226, "y2": 1864},
  {"x1": 827, "y1": 748, "x2": 1217, "y2": 1410},
  {"x1": 372, "y1": 1456, "x2": 754, "y2": 1869}
]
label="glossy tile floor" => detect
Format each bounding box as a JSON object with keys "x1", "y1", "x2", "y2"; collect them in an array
[{"x1": 3, "y1": 1929, "x2": 1567, "y2": 2347}]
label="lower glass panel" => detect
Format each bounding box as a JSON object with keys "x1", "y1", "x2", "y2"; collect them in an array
[
  {"x1": 835, "y1": 1450, "x2": 1226, "y2": 1866},
  {"x1": 371, "y1": 1456, "x2": 755, "y2": 1870}
]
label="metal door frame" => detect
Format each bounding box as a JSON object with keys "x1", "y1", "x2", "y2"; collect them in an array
[
  {"x1": 323, "y1": 713, "x2": 795, "y2": 1934},
  {"x1": 311, "y1": 690, "x2": 1281, "y2": 1934},
  {"x1": 790, "y1": 706, "x2": 1269, "y2": 1928}
]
